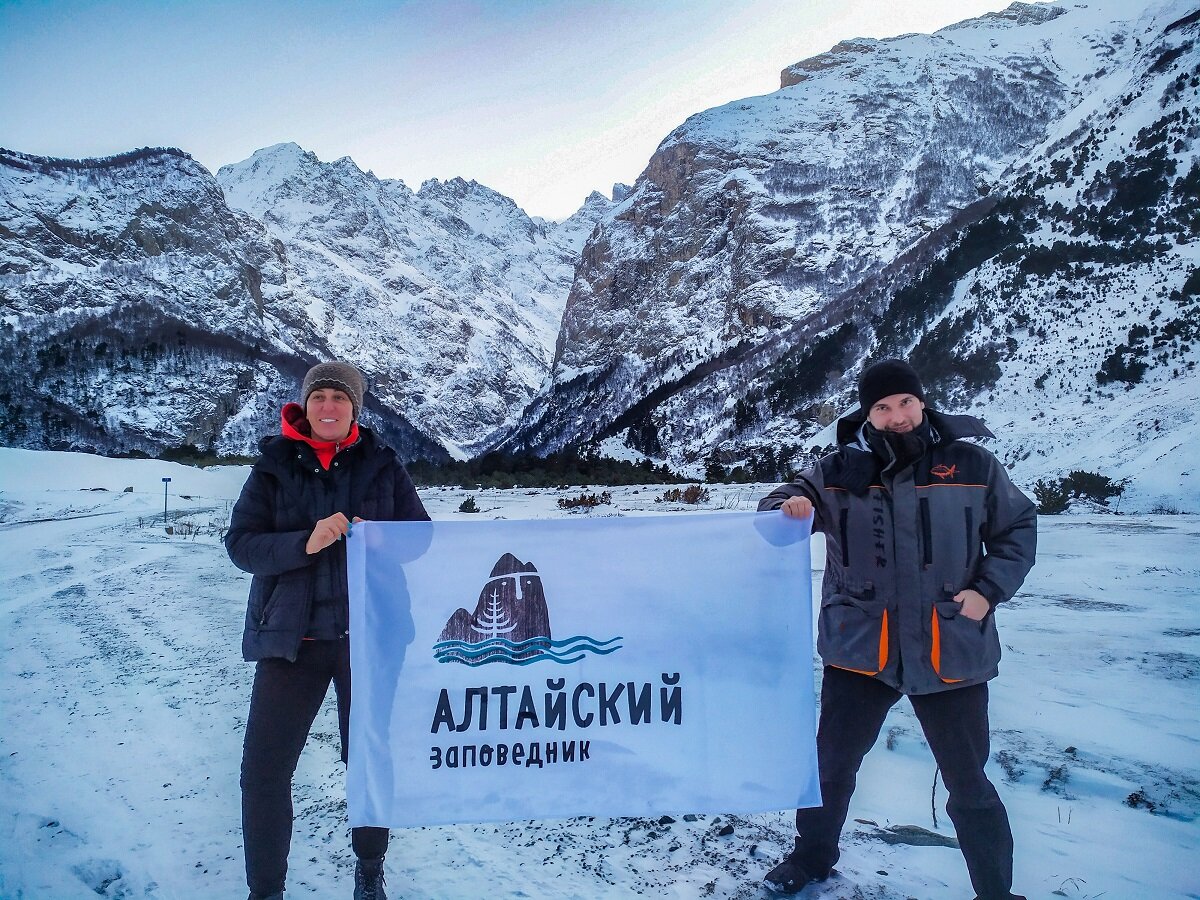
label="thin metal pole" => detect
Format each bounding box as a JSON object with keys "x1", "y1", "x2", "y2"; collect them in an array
[{"x1": 162, "y1": 477, "x2": 171, "y2": 530}]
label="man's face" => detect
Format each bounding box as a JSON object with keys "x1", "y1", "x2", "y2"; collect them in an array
[{"x1": 867, "y1": 392, "x2": 925, "y2": 433}]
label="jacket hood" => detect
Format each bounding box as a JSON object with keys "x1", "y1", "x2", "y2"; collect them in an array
[
  {"x1": 271, "y1": 402, "x2": 361, "y2": 470},
  {"x1": 834, "y1": 406, "x2": 994, "y2": 446}
]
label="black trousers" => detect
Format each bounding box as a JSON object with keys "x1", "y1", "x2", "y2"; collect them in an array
[
  {"x1": 241, "y1": 638, "x2": 388, "y2": 897},
  {"x1": 794, "y1": 666, "x2": 1014, "y2": 900}
]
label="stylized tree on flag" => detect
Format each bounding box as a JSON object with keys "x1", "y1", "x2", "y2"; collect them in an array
[{"x1": 470, "y1": 584, "x2": 516, "y2": 639}]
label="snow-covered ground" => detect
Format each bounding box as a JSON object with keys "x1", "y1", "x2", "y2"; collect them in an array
[{"x1": 1, "y1": 449, "x2": 1197, "y2": 899}]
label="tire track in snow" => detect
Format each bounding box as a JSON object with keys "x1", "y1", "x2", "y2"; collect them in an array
[{"x1": 2, "y1": 511, "x2": 252, "y2": 897}]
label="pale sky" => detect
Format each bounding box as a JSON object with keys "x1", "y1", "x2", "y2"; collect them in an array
[{"x1": 1, "y1": 0, "x2": 1015, "y2": 219}]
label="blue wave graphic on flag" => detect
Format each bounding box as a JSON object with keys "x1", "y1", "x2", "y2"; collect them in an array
[{"x1": 433, "y1": 635, "x2": 623, "y2": 666}]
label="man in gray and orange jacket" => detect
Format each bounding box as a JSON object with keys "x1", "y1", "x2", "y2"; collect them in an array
[{"x1": 758, "y1": 358, "x2": 1036, "y2": 900}]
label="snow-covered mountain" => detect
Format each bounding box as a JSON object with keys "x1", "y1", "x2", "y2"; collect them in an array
[
  {"x1": 0, "y1": 147, "x2": 373, "y2": 455},
  {"x1": 503, "y1": 0, "x2": 1200, "y2": 509},
  {"x1": 216, "y1": 144, "x2": 614, "y2": 456},
  {"x1": 2, "y1": 0, "x2": 1198, "y2": 510},
  {"x1": 0, "y1": 144, "x2": 613, "y2": 459}
]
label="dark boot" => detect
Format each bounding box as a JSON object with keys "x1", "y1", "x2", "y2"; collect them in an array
[
  {"x1": 248, "y1": 893, "x2": 283, "y2": 900},
  {"x1": 354, "y1": 856, "x2": 386, "y2": 900},
  {"x1": 763, "y1": 839, "x2": 830, "y2": 895}
]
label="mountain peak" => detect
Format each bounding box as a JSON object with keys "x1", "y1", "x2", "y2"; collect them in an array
[
  {"x1": 217, "y1": 142, "x2": 321, "y2": 188},
  {"x1": 244, "y1": 141, "x2": 315, "y2": 166},
  {"x1": 938, "y1": 1, "x2": 1069, "y2": 33},
  {"x1": 780, "y1": 39, "x2": 880, "y2": 87},
  {"x1": 418, "y1": 176, "x2": 491, "y2": 199}
]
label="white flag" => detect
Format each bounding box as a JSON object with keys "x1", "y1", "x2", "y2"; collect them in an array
[{"x1": 346, "y1": 510, "x2": 818, "y2": 827}]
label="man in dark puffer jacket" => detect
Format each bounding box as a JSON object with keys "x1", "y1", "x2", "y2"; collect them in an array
[
  {"x1": 758, "y1": 359, "x2": 1036, "y2": 900},
  {"x1": 226, "y1": 361, "x2": 429, "y2": 900}
]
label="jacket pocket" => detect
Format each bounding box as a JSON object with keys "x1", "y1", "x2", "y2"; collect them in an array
[
  {"x1": 247, "y1": 575, "x2": 277, "y2": 627},
  {"x1": 930, "y1": 599, "x2": 1000, "y2": 683},
  {"x1": 256, "y1": 570, "x2": 308, "y2": 628},
  {"x1": 818, "y1": 591, "x2": 889, "y2": 676}
]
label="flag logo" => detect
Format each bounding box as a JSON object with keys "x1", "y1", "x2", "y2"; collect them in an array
[{"x1": 433, "y1": 552, "x2": 622, "y2": 665}]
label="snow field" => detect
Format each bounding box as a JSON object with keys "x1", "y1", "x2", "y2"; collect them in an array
[{"x1": 1, "y1": 449, "x2": 1197, "y2": 898}]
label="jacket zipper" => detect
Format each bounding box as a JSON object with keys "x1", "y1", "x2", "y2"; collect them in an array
[{"x1": 920, "y1": 497, "x2": 933, "y2": 567}]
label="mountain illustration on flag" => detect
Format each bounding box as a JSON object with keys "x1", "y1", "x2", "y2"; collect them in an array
[{"x1": 434, "y1": 552, "x2": 621, "y2": 665}]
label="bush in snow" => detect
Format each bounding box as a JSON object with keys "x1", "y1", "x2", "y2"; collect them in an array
[
  {"x1": 1034, "y1": 478, "x2": 1071, "y2": 515},
  {"x1": 557, "y1": 491, "x2": 611, "y2": 510}
]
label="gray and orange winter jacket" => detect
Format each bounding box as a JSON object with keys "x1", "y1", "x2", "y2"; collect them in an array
[{"x1": 759, "y1": 408, "x2": 1036, "y2": 695}]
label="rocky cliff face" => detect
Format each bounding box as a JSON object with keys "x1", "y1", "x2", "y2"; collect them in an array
[
  {"x1": 216, "y1": 143, "x2": 613, "y2": 456},
  {"x1": 1, "y1": 144, "x2": 612, "y2": 458},
  {"x1": 891, "y1": 1, "x2": 1200, "y2": 510},
  {"x1": 0, "y1": 147, "x2": 349, "y2": 457},
  {"x1": 500, "y1": 0, "x2": 1199, "y2": 507}
]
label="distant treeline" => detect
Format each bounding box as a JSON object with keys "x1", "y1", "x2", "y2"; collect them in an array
[
  {"x1": 143, "y1": 443, "x2": 687, "y2": 488},
  {"x1": 405, "y1": 449, "x2": 684, "y2": 488},
  {"x1": 144, "y1": 443, "x2": 819, "y2": 488}
]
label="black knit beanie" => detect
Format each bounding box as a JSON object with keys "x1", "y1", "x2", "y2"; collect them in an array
[
  {"x1": 301, "y1": 361, "x2": 365, "y2": 420},
  {"x1": 858, "y1": 359, "x2": 924, "y2": 412}
]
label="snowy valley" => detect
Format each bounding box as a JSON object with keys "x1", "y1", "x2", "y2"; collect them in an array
[{"x1": 0, "y1": 449, "x2": 1197, "y2": 898}]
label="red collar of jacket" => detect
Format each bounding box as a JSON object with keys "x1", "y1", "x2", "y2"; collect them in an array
[{"x1": 281, "y1": 402, "x2": 360, "y2": 470}]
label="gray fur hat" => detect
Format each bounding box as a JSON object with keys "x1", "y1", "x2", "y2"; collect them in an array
[{"x1": 301, "y1": 361, "x2": 365, "y2": 419}]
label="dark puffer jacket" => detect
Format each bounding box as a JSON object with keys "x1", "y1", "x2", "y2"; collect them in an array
[
  {"x1": 759, "y1": 409, "x2": 1036, "y2": 695},
  {"x1": 226, "y1": 425, "x2": 429, "y2": 662}
]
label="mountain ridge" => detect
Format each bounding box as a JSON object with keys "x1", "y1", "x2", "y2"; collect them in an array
[
  {"x1": 2, "y1": 0, "x2": 1197, "y2": 510},
  {"x1": 499, "y1": 0, "x2": 1199, "y2": 511}
]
